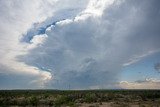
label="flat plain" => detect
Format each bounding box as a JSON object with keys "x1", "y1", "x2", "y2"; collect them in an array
[{"x1": 0, "y1": 90, "x2": 160, "y2": 107}]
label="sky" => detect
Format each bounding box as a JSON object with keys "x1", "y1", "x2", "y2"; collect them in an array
[{"x1": 0, "y1": 0, "x2": 160, "y2": 89}]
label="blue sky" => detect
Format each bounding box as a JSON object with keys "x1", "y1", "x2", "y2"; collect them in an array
[
  {"x1": 121, "y1": 52, "x2": 160, "y2": 82},
  {"x1": 0, "y1": 0, "x2": 160, "y2": 89}
]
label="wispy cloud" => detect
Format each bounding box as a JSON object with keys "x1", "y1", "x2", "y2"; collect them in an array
[{"x1": 123, "y1": 50, "x2": 160, "y2": 66}]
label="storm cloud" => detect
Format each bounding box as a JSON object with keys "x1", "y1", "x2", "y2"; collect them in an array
[{"x1": 0, "y1": 0, "x2": 160, "y2": 89}]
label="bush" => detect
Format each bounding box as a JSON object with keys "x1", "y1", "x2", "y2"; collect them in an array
[
  {"x1": 54, "y1": 95, "x2": 73, "y2": 106},
  {"x1": 84, "y1": 93, "x2": 97, "y2": 103},
  {"x1": 29, "y1": 96, "x2": 38, "y2": 106}
]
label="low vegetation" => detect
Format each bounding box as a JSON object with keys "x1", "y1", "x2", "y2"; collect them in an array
[{"x1": 0, "y1": 90, "x2": 160, "y2": 106}]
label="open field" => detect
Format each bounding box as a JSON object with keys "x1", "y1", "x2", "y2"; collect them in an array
[{"x1": 0, "y1": 90, "x2": 160, "y2": 107}]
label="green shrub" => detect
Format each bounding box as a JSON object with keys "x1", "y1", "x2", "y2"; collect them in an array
[
  {"x1": 54, "y1": 95, "x2": 73, "y2": 106},
  {"x1": 29, "y1": 96, "x2": 38, "y2": 106},
  {"x1": 84, "y1": 93, "x2": 97, "y2": 103}
]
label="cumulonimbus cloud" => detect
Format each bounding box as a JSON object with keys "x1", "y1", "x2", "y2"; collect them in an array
[
  {"x1": 0, "y1": 0, "x2": 160, "y2": 89},
  {"x1": 0, "y1": 0, "x2": 89, "y2": 88},
  {"x1": 0, "y1": 0, "x2": 59, "y2": 88},
  {"x1": 20, "y1": 0, "x2": 160, "y2": 89}
]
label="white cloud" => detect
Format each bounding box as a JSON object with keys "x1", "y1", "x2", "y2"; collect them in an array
[
  {"x1": 84, "y1": 0, "x2": 115, "y2": 16},
  {"x1": 22, "y1": 0, "x2": 160, "y2": 89},
  {"x1": 0, "y1": 0, "x2": 89, "y2": 88},
  {"x1": 28, "y1": 34, "x2": 48, "y2": 49},
  {"x1": 0, "y1": 0, "x2": 160, "y2": 89},
  {"x1": 123, "y1": 50, "x2": 160, "y2": 66},
  {"x1": 119, "y1": 78, "x2": 160, "y2": 89},
  {"x1": 0, "y1": 0, "x2": 59, "y2": 88},
  {"x1": 74, "y1": 0, "x2": 116, "y2": 21}
]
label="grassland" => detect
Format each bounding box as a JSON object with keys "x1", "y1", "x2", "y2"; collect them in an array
[{"x1": 0, "y1": 90, "x2": 160, "y2": 107}]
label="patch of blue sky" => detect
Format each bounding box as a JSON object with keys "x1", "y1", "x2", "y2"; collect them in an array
[
  {"x1": 21, "y1": 7, "x2": 81, "y2": 44},
  {"x1": 120, "y1": 52, "x2": 160, "y2": 82},
  {"x1": 21, "y1": 19, "x2": 66, "y2": 43}
]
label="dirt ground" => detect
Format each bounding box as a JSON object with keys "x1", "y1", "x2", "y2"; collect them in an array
[{"x1": 79, "y1": 102, "x2": 160, "y2": 107}]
